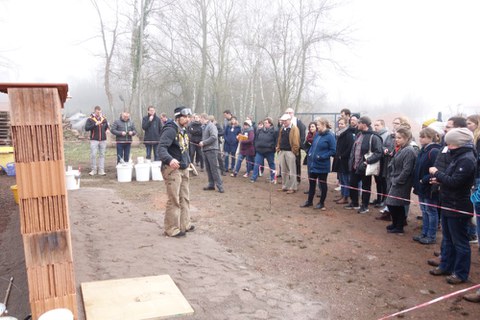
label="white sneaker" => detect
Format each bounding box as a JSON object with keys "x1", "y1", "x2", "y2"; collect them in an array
[
  {"x1": 98, "y1": 170, "x2": 106, "y2": 176},
  {"x1": 89, "y1": 170, "x2": 96, "y2": 176}
]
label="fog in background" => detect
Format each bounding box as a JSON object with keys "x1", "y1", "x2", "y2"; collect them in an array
[{"x1": 1, "y1": 0, "x2": 480, "y2": 127}]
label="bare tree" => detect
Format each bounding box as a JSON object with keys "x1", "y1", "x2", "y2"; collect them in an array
[{"x1": 90, "y1": 0, "x2": 122, "y2": 118}]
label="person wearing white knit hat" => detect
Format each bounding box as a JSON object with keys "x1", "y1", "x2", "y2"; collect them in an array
[{"x1": 428, "y1": 126, "x2": 476, "y2": 285}]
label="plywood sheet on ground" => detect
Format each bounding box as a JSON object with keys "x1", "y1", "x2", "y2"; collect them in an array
[{"x1": 81, "y1": 275, "x2": 194, "y2": 320}]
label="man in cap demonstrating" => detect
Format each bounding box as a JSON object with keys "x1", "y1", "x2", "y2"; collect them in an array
[
  {"x1": 429, "y1": 127, "x2": 476, "y2": 284},
  {"x1": 158, "y1": 106, "x2": 195, "y2": 237},
  {"x1": 276, "y1": 113, "x2": 300, "y2": 193}
]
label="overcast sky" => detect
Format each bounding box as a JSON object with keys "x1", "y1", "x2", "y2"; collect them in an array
[{"x1": 1, "y1": 0, "x2": 480, "y2": 115}]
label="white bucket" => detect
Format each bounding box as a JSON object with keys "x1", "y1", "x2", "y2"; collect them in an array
[
  {"x1": 151, "y1": 161, "x2": 163, "y2": 181},
  {"x1": 38, "y1": 308, "x2": 73, "y2": 320},
  {"x1": 116, "y1": 163, "x2": 133, "y2": 182},
  {"x1": 65, "y1": 170, "x2": 80, "y2": 190},
  {"x1": 135, "y1": 163, "x2": 151, "y2": 182}
]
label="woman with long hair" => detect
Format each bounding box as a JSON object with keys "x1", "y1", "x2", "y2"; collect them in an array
[
  {"x1": 385, "y1": 127, "x2": 417, "y2": 233},
  {"x1": 300, "y1": 118, "x2": 336, "y2": 210}
]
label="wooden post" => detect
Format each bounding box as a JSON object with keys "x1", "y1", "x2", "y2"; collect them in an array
[{"x1": 0, "y1": 83, "x2": 78, "y2": 319}]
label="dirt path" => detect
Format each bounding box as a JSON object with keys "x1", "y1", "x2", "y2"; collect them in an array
[{"x1": 1, "y1": 169, "x2": 480, "y2": 319}]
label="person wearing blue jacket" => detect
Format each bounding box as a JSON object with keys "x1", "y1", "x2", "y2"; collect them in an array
[
  {"x1": 412, "y1": 127, "x2": 441, "y2": 244},
  {"x1": 300, "y1": 118, "x2": 336, "y2": 210},
  {"x1": 223, "y1": 116, "x2": 241, "y2": 172}
]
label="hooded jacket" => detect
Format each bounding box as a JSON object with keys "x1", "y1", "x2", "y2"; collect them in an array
[
  {"x1": 158, "y1": 120, "x2": 190, "y2": 169},
  {"x1": 307, "y1": 130, "x2": 336, "y2": 174},
  {"x1": 412, "y1": 143, "x2": 441, "y2": 198},
  {"x1": 433, "y1": 145, "x2": 476, "y2": 218}
]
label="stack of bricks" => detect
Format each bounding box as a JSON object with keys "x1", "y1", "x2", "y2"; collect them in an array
[{"x1": 0, "y1": 84, "x2": 78, "y2": 319}]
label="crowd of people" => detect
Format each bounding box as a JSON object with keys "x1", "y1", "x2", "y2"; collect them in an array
[{"x1": 84, "y1": 105, "x2": 480, "y2": 302}]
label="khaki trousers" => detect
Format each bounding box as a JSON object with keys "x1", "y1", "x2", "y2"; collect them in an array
[
  {"x1": 278, "y1": 150, "x2": 298, "y2": 191},
  {"x1": 161, "y1": 166, "x2": 192, "y2": 236}
]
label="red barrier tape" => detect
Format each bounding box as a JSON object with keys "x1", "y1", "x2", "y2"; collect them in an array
[{"x1": 377, "y1": 284, "x2": 480, "y2": 320}]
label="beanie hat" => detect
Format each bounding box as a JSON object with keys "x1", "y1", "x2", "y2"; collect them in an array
[
  {"x1": 444, "y1": 127, "x2": 473, "y2": 146},
  {"x1": 244, "y1": 119, "x2": 252, "y2": 127},
  {"x1": 358, "y1": 116, "x2": 372, "y2": 127}
]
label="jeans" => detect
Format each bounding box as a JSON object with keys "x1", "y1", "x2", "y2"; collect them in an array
[
  {"x1": 339, "y1": 172, "x2": 350, "y2": 197},
  {"x1": 234, "y1": 154, "x2": 254, "y2": 175},
  {"x1": 252, "y1": 151, "x2": 275, "y2": 181},
  {"x1": 224, "y1": 151, "x2": 236, "y2": 171},
  {"x1": 439, "y1": 215, "x2": 471, "y2": 281},
  {"x1": 349, "y1": 173, "x2": 372, "y2": 207},
  {"x1": 419, "y1": 196, "x2": 438, "y2": 240},
  {"x1": 116, "y1": 142, "x2": 132, "y2": 163},
  {"x1": 145, "y1": 143, "x2": 159, "y2": 161},
  {"x1": 90, "y1": 140, "x2": 107, "y2": 171}
]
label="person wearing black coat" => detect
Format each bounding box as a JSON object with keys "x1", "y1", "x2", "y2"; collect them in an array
[
  {"x1": 187, "y1": 114, "x2": 204, "y2": 170},
  {"x1": 345, "y1": 116, "x2": 383, "y2": 214},
  {"x1": 142, "y1": 106, "x2": 163, "y2": 161},
  {"x1": 412, "y1": 127, "x2": 441, "y2": 244},
  {"x1": 429, "y1": 128, "x2": 476, "y2": 284},
  {"x1": 332, "y1": 117, "x2": 355, "y2": 204}
]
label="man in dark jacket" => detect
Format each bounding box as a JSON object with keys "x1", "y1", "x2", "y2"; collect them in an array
[
  {"x1": 345, "y1": 116, "x2": 383, "y2": 214},
  {"x1": 85, "y1": 105, "x2": 109, "y2": 176},
  {"x1": 187, "y1": 114, "x2": 204, "y2": 170},
  {"x1": 429, "y1": 128, "x2": 476, "y2": 284},
  {"x1": 158, "y1": 106, "x2": 194, "y2": 237},
  {"x1": 251, "y1": 117, "x2": 277, "y2": 182},
  {"x1": 111, "y1": 112, "x2": 137, "y2": 163},
  {"x1": 142, "y1": 106, "x2": 162, "y2": 161}
]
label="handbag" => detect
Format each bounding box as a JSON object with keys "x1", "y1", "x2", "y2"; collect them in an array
[{"x1": 364, "y1": 135, "x2": 380, "y2": 176}]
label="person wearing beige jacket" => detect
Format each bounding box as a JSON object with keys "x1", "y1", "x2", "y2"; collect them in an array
[{"x1": 276, "y1": 114, "x2": 300, "y2": 193}]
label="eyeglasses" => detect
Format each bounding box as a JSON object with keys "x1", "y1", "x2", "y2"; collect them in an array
[{"x1": 175, "y1": 108, "x2": 193, "y2": 117}]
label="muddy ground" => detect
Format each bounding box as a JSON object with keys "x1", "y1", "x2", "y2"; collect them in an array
[{"x1": 1, "y1": 157, "x2": 479, "y2": 319}]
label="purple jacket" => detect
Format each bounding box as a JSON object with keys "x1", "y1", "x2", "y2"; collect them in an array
[{"x1": 239, "y1": 127, "x2": 255, "y2": 156}]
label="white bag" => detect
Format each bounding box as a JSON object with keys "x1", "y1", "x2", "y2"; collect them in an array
[{"x1": 364, "y1": 135, "x2": 380, "y2": 176}]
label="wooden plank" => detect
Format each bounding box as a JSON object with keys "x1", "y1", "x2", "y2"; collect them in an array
[{"x1": 81, "y1": 275, "x2": 194, "y2": 320}]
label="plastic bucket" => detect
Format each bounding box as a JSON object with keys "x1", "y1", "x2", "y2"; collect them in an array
[
  {"x1": 38, "y1": 308, "x2": 73, "y2": 320},
  {"x1": 116, "y1": 164, "x2": 133, "y2": 182},
  {"x1": 65, "y1": 170, "x2": 81, "y2": 190},
  {"x1": 135, "y1": 163, "x2": 151, "y2": 182},
  {"x1": 151, "y1": 161, "x2": 163, "y2": 181},
  {"x1": 10, "y1": 185, "x2": 19, "y2": 205},
  {"x1": 5, "y1": 162, "x2": 15, "y2": 176}
]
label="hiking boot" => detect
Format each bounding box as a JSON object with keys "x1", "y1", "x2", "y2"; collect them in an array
[
  {"x1": 429, "y1": 267, "x2": 450, "y2": 276},
  {"x1": 446, "y1": 274, "x2": 465, "y2": 284},
  {"x1": 357, "y1": 206, "x2": 369, "y2": 214},
  {"x1": 203, "y1": 186, "x2": 215, "y2": 191},
  {"x1": 463, "y1": 291, "x2": 480, "y2": 303},
  {"x1": 386, "y1": 224, "x2": 395, "y2": 230}
]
